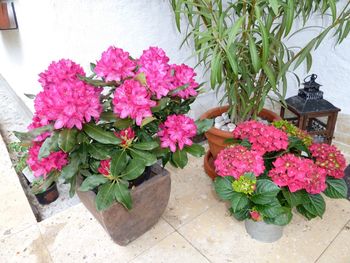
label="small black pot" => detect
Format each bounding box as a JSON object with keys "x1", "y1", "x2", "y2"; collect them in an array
[{"x1": 35, "y1": 182, "x2": 59, "y2": 205}]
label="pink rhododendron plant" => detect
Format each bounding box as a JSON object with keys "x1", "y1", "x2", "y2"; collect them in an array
[
  {"x1": 158, "y1": 114, "x2": 197, "y2": 152},
  {"x1": 14, "y1": 45, "x2": 210, "y2": 211},
  {"x1": 27, "y1": 143, "x2": 68, "y2": 178},
  {"x1": 214, "y1": 120, "x2": 348, "y2": 226}
]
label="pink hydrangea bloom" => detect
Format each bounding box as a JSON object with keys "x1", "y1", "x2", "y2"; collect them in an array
[
  {"x1": 34, "y1": 59, "x2": 102, "y2": 130},
  {"x1": 112, "y1": 79, "x2": 156, "y2": 126},
  {"x1": 250, "y1": 211, "x2": 261, "y2": 221},
  {"x1": 138, "y1": 47, "x2": 172, "y2": 99},
  {"x1": 233, "y1": 120, "x2": 289, "y2": 154},
  {"x1": 114, "y1": 127, "x2": 135, "y2": 147},
  {"x1": 27, "y1": 115, "x2": 51, "y2": 142},
  {"x1": 169, "y1": 64, "x2": 198, "y2": 99},
  {"x1": 27, "y1": 143, "x2": 68, "y2": 178},
  {"x1": 214, "y1": 145, "x2": 265, "y2": 179},
  {"x1": 269, "y1": 154, "x2": 327, "y2": 194},
  {"x1": 98, "y1": 159, "x2": 111, "y2": 177},
  {"x1": 158, "y1": 114, "x2": 197, "y2": 152},
  {"x1": 309, "y1": 143, "x2": 346, "y2": 179},
  {"x1": 94, "y1": 46, "x2": 136, "y2": 82}
]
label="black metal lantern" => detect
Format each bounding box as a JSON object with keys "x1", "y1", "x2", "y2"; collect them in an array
[{"x1": 280, "y1": 74, "x2": 340, "y2": 144}]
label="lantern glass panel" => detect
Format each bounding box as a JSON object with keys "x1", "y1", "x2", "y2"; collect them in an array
[
  {"x1": 282, "y1": 108, "x2": 299, "y2": 126},
  {"x1": 306, "y1": 116, "x2": 328, "y2": 132}
]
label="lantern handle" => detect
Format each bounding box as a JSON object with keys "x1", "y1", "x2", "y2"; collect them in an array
[{"x1": 304, "y1": 74, "x2": 317, "y2": 83}]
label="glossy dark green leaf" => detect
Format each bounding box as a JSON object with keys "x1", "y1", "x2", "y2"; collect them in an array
[
  {"x1": 324, "y1": 178, "x2": 348, "y2": 199},
  {"x1": 110, "y1": 150, "x2": 128, "y2": 177},
  {"x1": 88, "y1": 143, "x2": 111, "y2": 160},
  {"x1": 38, "y1": 132, "x2": 59, "y2": 159},
  {"x1": 61, "y1": 153, "x2": 80, "y2": 180},
  {"x1": 195, "y1": 118, "x2": 214, "y2": 135},
  {"x1": 95, "y1": 182, "x2": 115, "y2": 211},
  {"x1": 122, "y1": 159, "x2": 146, "y2": 181},
  {"x1": 184, "y1": 144, "x2": 205, "y2": 157},
  {"x1": 114, "y1": 182, "x2": 132, "y2": 210},
  {"x1": 214, "y1": 177, "x2": 234, "y2": 201},
  {"x1": 84, "y1": 123, "x2": 121, "y2": 145},
  {"x1": 282, "y1": 189, "x2": 307, "y2": 207},
  {"x1": 129, "y1": 149, "x2": 157, "y2": 166},
  {"x1": 58, "y1": 128, "x2": 78, "y2": 153},
  {"x1": 133, "y1": 141, "x2": 159, "y2": 151},
  {"x1": 230, "y1": 192, "x2": 250, "y2": 213},
  {"x1": 303, "y1": 194, "x2": 325, "y2": 218},
  {"x1": 114, "y1": 118, "x2": 134, "y2": 129},
  {"x1": 79, "y1": 175, "x2": 109, "y2": 192},
  {"x1": 172, "y1": 149, "x2": 188, "y2": 169}
]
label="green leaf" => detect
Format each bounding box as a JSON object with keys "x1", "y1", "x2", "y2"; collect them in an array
[
  {"x1": 248, "y1": 35, "x2": 260, "y2": 73},
  {"x1": 95, "y1": 182, "x2": 115, "y2": 211},
  {"x1": 122, "y1": 159, "x2": 146, "y2": 181},
  {"x1": 114, "y1": 182, "x2": 132, "y2": 210},
  {"x1": 84, "y1": 123, "x2": 121, "y2": 145},
  {"x1": 14, "y1": 124, "x2": 53, "y2": 145},
  {"x1": 262, "y1": 64, "x2": 276, "y2": 88},
  {"x1": 141, "y1": 117, "x2": 156, "y2": 128},
  {"x1": 296, "y1": 205, "x2": 317, "y2": 220},
  {"x1": 324, "y1": 178, "x2": 348, "y2": 199},
  {"x1": 258, "y1": 19, "x2": 269, "y2": 64},
  {"x1": 251, "y1": 180, "x2": 280, "y2": 205},
  {"x1": 230, "y1": 207, "x2": 250, "y2": 221},
  {"x1": 100, "y1": 111, "x2": 117, "y2": 122},
  {"x1": 214, "y1": 177, "x2": 234, "y2": 200},
  {"x1": 230, "y1": 192, "x2": 250, "y2": 213},
  {"x1": 152, "y1": 97, "x2": 170, "y2": 113},
  {"x1": 79, "y1": 175, "x2": 109, "y2": 192},
  {"x1": 172, "y1": 149, "x2": 188, "y2": 169},
  {"x1": 224, "y1": 46, "x2": 239, "y2": 75},
  {"x1": 58, "y1": 128, "x2": 78, "y2": 153},
  {"x1": 265, "y1": 207, "x2": 293, "y2": 226},
  {"x1": 303, "y1": 194, "x2": 326, "y2": 218},
  {"x1": 129, "y1": 149, "x2": 157, "y2": 166},
  {"x1": 227, "y1": 16, "x2": 245, "y2": 46},
  {"x1": 114, "y1": 118, "x2": 134, "y2": 129},
  {"x1": 88, "y1": 143, "x2": 111, "y2": 160},
  {"x1": 184, "y1": 144, "x2": 205, "y2": 157},
  {"x1": 135, "y1": 72, "x2": 147, "y2": 86},
  {"x1": 269, "y1": 0, "x2": 280, "y2": 15},
  {"x1": 133, "y1": 141, "x2": 159, "y2": 151},
  {"x1": 282, "y1": 189, "x2": 307, "y2": 207},
  {"x1": 68, "y1": 175, "x2": 76, "y2": 198},
  {"x1": 195, "y1": 119, "x2": 214, "y2": 135},
  {"x1": 306, "y1": 53, "x2": 312, "y2": 73},
  {"x1": 38, "y1": 132, "x2": 59, "y2": 159},
  {"x1": 61, "y1": 153, "x2": 80, "y2": 180},
  {"x1": 110, "y1": 150, "x2": 128, "y2": 177},
  {"x1": 284, "y1": 0, "x2": 294, "y2": 36},
  {"x1": 328, "y1": 0, "x2": 336, "y2": 23}
]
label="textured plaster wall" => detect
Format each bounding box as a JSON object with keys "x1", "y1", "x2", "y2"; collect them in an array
[{"x1": 0, "y1": 0, "x2": 349, "y2": 118}]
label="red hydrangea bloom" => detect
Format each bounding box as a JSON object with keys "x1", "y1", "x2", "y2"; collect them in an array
[
  {"x1": 112, "y1": 79, "x2": 156, "y2": 126},
  {"x1": 27, "y1": 143, "x2": 68, "y2": 178},
  {"x1": 138, "y1": 47, "x2": 172, "y2": 99},
  {"x1": 98, "y1": 159, "x2": 111, "y2": 177},
  {"x1": 233, "y1": 120, "x2": 288, "y2": 154},
  {"x1": 34, "y1": 59, "x2": 102, "y2": 130},
  {"x1": 95, "y1": 46, "x2": 136, "y2": 82},
  {"x1": 214, "y1": 145, "x2": 265, "y2": 179},
  {"x1": 269, "y1": 154, "x2": 327, "y2": 194},
  {"x1": 169, "y1": 64, "x2": 198, "y2": 99},
  {"x1": 250, "y1": 211, "x2": 261, "y2": 221},
  {"x1": 158, "y1": 114, "x2": 197, "y2": 152},
  {"x1": 309, "y1": 143, "x2": 346, "y2": 179},
  {"x1": 114, "y1": 127, "x2": 135, "y2": 147},
  {"x1": 27, "y1": 115, "x2": 51, "y2": 142}
]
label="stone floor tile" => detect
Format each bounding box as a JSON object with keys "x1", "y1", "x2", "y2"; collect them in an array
[
  {"x1": 177, "y1": 198, "x2": 350, "y2": 263},
  {"x1": 0, "y1": 225, "x2": 52, "y2": 263},
  {"x1": 38, "y1": 203, "x2": 175, "y2": 263},
  {"x1": 163, "y1": 155, "x2": 218, "y2": 229},
  {"x1": 129, "y1": 232, "x2": 210, "y2": 263},
  {"x1": 316, "y1": 220, "x2": 350, "y2": 263}
]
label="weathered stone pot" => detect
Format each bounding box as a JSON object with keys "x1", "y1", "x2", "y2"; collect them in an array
[
  {"x1": 245, "y1": 219, "x2": 283, "y2": 243},
  {"x1": 200, "y1": 106, "x2": 281, "y2": 179},
  {"x1": 76, "y1": 164, "x2": 171, "y2": 246}
]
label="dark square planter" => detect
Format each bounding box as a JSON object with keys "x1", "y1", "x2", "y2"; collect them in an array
[{"x1": 76, "y1": 164, "x2": 171, "y2": 246}]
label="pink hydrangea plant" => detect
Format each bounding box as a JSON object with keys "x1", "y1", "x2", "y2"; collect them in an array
[
  {"x1": 27, "y1": 143, "x2": 68, "y2": 178},
  {"x1": 112, "y1": 79, "x2": 156, "y2": 126},
  {"x1": 34, "y1": 59, "x2": 102, "y2": 130},
  {"x1": 158, "y1": 114, "x2": 197, "y2": 152},
  {"x1": 233, "y1": 120, "x2": 289, "y2": 154},
  {"x1": 309, "y1": 143, "x2": 346, "y2": 179},
  {"x1": 95, "y1": 46, "x2": 136, "y2": 82},
  {"x1": 169, "y1": 64, "x2": 198, "y2": 99},
  {"x1": 214, "y1": 145, "x2": 265, "y2": 179}
]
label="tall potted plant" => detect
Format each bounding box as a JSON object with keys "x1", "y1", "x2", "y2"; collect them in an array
[
  {"x1": 170, "y1": 0, "x2": 350, "y2": 175},
  {"x1": 14, "y1": 46, "x2": 210, "y2": 245}
]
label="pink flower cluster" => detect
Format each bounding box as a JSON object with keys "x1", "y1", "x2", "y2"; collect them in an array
[
  {"x1": 233, "y1": 121, "x2": 288, "y2": 154},
  {"x1": 269, "y1": 154, "x2": 327, "y2": 194},
  {"x1": 214, "y1": 145, "x2": 265, "y2": 179},
  {"x1": 34, "y1": 59, "x2": 102, "y2": 130},
  {"x1": 169, "y1": 64, "x2": 198, "y2": 99},
  {"x1": 114, "y1": 127, "x2": 135, "y2": 147},
  {"x1": 95, "y1": 46, "x2": 136, "y2": 82},
  {"x1": 27, "y1": 116, "x2": 51, "y2": 142},
  {"x1": 158, "y1": 114, "x2": 197, "y2": 152},
  {"x1": 98, "y1": 159, "x2": 111, "y2": 177},
  {"x1": 309, "y1": 143, "x2": 346, "y2": 179},
  {"x1": 138, "y1": 47, "x2": 198, "y2": 99},
  {"x1": 27, "y1": 143, "x2": 68, "y2": 178},
  {"x1": 113, "y1": 79, "x2": 156, "y2": 126}
]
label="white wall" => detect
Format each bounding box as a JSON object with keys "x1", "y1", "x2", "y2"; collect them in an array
[{"x1": 0, "y1": 0, "x2": 349, "y2": 118}]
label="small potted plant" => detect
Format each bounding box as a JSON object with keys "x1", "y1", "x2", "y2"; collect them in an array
[
  {"x1": 214, "y1": 120, "x2": 348, "y2": 242},
  {"x1": 14, "y1": 46, "x2": 211, "y2": 245}
]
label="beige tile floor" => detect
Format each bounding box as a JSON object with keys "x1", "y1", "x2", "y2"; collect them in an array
[{"x1": 1, "y1": 136, "x2": 350, "y2": 263}]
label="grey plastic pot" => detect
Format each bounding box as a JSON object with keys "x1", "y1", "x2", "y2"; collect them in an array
[{"x1": 245, "y1": 219, "x2": 283, "y2": 243}]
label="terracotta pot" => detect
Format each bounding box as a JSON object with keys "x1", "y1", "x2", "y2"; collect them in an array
[
  {"x1": 204, "y1": 151, "x2": 216, "y2": 180},
  {"x1": 76, "y1": 165, "x2": 170, "y2": 246},
  {"x1": 35, "y1": 182, "x2": 59, "y2": 205},
  {"x1": 200, "y1": 106, "x2": 281, "y2": 159}
]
